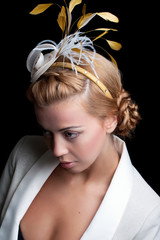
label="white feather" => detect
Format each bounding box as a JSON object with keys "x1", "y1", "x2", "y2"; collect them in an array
[
  {"x1": 34, "y1": 53, "x2": 44, "y2": 69},
  {"x1": 27, "y1": 32, "x2": 98, "y2": 82}
]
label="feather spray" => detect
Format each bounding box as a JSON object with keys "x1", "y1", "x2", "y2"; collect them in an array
[{"x1": 27, "y1": 0, "x2": 122, "y2": 82}]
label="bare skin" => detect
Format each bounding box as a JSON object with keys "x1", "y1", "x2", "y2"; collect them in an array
[{"x1": 20, "y1": 97, "x2": 119, "y2": 240}]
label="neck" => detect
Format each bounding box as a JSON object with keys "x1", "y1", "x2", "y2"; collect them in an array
[
  {"x1": 58, "y1": 135, "x2": 120, "y2": 188},
  {"x1": 83, "y1": 134, "x2": 119, "y2": 184}
]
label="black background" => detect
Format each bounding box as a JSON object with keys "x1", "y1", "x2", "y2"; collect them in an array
[{"x1": 1, "y1": 0, "x2": 159, "y2": 195}]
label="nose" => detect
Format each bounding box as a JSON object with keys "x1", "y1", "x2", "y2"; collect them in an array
[{"x1": 51, "y1": 135, "x2": 69, "y2": 158}]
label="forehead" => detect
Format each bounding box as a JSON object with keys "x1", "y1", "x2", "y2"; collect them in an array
[{"x1": 34, "y1": 98, "x2": 96, "y2": 128}]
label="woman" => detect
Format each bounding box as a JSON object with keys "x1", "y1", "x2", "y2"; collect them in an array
[{"x1": 0, "y1": 1, "x2": 160, "y2": 239}]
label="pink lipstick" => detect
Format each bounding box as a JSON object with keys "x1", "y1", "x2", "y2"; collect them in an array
[{"x1": 60, "y1": 161, "x2": 76, "y2": 169}]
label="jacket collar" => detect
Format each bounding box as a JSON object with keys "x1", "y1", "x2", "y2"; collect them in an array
[
  {"x1": 81, "y1": 136, "x2": 134, "y2": 239},
  {"x1": 1, "y1": 136, "x2": 133, "y2": 240}
]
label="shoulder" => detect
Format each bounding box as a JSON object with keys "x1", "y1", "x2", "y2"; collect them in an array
[
  {"x1": 132, "y1": 167, "x2": 160, "y2": 213},
  {"x1": 13, "y1": 135, "x2": 48, "y2": 156},
  {"x1": 1, "y1": 135, "x2": 48, "y2": 182},
  {"x1": 114, "y1": 167, "x2": 160, "y2": 239},
  {"x1": 133, "y1": 168, "x2": 160, "y2": 205},
  {"x1": 10, "y1": 135, "x2": 48, "y2": 168},
  {"x1": 130, "y1": 168, "x2": 160, "y2": 239},
  {"x1": 131, "y1": 168, "x2": 160, "y2": 238},
  {"x1": 0, "y1": 136, "x2": 49, "y2": 223}
]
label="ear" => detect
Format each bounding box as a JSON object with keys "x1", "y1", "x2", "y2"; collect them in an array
[{"x1": 104, "y1": 115, "x2": 118, "y2": 134}]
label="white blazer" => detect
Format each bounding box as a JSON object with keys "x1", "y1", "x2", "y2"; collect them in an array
[{"x1": 0, "y1": 135, "x2": 160, "y2": 240}]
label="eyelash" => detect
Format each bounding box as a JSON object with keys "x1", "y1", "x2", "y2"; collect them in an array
[
  {"x1": 63, "y1": 131, "x2": 79, "y2": 140},
  {"x1": 42, "y1": 129, "x2": 80, "y2": 140}
]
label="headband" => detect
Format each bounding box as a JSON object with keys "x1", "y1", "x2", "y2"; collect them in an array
[
  {"x1": 51, "y1": 62, "x2": 113, "y2": 98},
  {"x1": 27, "y1": 0, "x2": 122, "y2": 99}
]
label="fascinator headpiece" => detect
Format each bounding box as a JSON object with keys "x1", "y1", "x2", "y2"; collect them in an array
[{"x1": 27, "y1": 0, "x2": 122, "y2": 99}]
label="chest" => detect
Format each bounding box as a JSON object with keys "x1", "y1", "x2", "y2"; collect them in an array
[{"x1": 20, "y1": 173, "x2": 106, "y2": 240}]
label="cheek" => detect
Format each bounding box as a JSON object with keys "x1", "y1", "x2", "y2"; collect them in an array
[{"x1": 75, "y1": 128, "x2": 106, "y2": 159}]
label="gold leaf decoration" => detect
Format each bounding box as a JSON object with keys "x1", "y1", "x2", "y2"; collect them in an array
[
  {"x1": 106, "y1": 40, "x2": 122, "y2": 50},
  {"x1": 106, "y1": 51, "x2": 118, "y2": 68},
  {"x1": 82, "y1": 3, "x2": 86, "y2": 15},
  {"x1": 30, "y1": 3, "x2": 53, "y2": 15},
  {"x1": 95, "y1": 28, "x2": 118, "y2": 32},
  {"x1": 69, "y1": 0, "x2": 82, "y2": 13},
  {"x1": 57, "y1": 6, "x2": 66, "y2": 32},
  {"x1": 97, "y1": 12, "x2": 119, "y2": 23},
  {"x1": 77, "y1": 13, "x2": 96, "y2": 30},
  {"x1": 93, "y1": 31, "x2": 108, "y2": 42},
  {"x1": 93, "y1": 28, "x2": 118, "y2": 42}
]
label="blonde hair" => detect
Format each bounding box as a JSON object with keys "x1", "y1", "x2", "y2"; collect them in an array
[{"x1": 27, "y1": 52, "x2": 141, "y2": 137}]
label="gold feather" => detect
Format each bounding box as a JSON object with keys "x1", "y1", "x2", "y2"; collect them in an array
[
  {"x1": 93, "y1": 29, "x2": 117, "y2": 42},
  {"x1": 77, "y1": 13, "x2": 96, "y2": 30},
  {"x1": 97, "y1": 12, "x2": 119, "y2": 23},
  {"x1": 106, "y1": 51, "x2": 118, "y2": 67},
  {"x1": 93, "y1": 31, "x2": 108, "y2": 42},
  {"x1": 69, "y1": 0, "x2": 82, "y2": 13},
  {"x1": 82, "y1": 3, "x2": 86, "y2": 15},
  {"x1": 57, "y1": 6, "x2": 66, "y2": 32},
  {"x1": 106, "y1": 40, "x2": 122, "y2": 50},
  {"x1": 30, "y1": 3, "x2": 53, "y2": 15}
]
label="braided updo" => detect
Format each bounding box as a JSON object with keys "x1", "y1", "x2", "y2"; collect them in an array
[
  {"x1": 27, "y1": 52, "x2": 141, "y2": 138},
  {"x1": 115, "y1": 89, "x2": 141, "y2": 137}
]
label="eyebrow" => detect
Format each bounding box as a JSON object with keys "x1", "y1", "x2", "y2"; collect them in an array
[
  {"x1": 38, "y1": 123, "x2": 84, "y2": 132},
  {"x1": 58, "y1": 126, "x2": 83, "y2": 132}
]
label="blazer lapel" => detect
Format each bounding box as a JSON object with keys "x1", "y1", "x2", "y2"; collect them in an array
[
  {"x1": 1, "y1": 150, "x2": 59, "y2": 240},
  {"x1": 81, "y1": 139, "x2": 134, "y2": 240}
]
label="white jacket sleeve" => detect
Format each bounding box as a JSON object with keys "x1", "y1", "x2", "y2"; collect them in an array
[
  {"x1": 0, "y1": 136, "x2": 47, "y2": 226},
  {"x1": 0, "y1": 137, "x2": 27, "y2": 224}
]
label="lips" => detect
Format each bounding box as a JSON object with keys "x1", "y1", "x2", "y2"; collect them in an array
[{"x1": 60, "y1": 161, "x2": 76, "y2": 169}]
